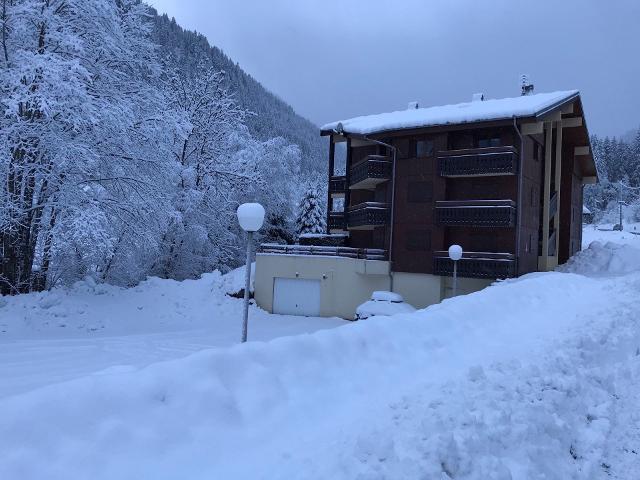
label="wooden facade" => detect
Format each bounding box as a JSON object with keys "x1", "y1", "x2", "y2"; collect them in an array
[{"x1": 322, "y1": 94, "x2": 597, "y2": 280}]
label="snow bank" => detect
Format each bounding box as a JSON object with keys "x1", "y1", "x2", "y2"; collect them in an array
[
  {"x1": 559, "y1": 241, "x2": 640, "y2": 276},
  {"x1": 0, "y1": 268, "x2": 632, "y2": 479}
]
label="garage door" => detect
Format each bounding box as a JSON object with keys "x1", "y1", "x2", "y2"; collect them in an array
[{"x1": 273, "y1": 278, "x2": 321, "y2": 316}]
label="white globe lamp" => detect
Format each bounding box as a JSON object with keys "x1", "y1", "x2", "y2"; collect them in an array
[
  {"x1": 448, "y1": 244, "x2": 463, "y2": 297},
  {"x1": 448, "y1": 244, "x2": 463, "y2": 261},
  {"x1": 237, "y1": 202, "x2": 265, "y2": 232},
  {"x1": 236, "y1": 202, "x2": 265, "y2": 343}
]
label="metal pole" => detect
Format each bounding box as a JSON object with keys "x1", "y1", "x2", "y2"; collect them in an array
[
  {"x1": 452, "y1": 260, "x2": 458, "y2": 297},
  {"x1": 241, "y1": 231, "x2": 253, "y2": 343},
  {"x1": 620, "y1": 202, "x2": 623, "y2": 230}
]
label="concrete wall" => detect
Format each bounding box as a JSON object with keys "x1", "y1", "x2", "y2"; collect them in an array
[
  {"x1": 441, "y1": 276, "x2": 494, "y2": 300},
  {"x1": 255, "y1": 254, "x2": 493, "y2": 319},
  {"x1": 255, "y1": 254, "x2": 391, "y2": 319},
  {"x1": 391, "y1": 272, "x2": 442, "y2": 309}
]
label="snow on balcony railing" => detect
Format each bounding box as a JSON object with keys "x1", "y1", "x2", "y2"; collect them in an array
[{"x1": 258, "y1": 243, "x2": 387, "y2": 261}]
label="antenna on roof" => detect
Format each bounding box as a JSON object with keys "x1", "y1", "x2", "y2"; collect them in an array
[{"x1": 521, "y1": 74, "x2": 534, "y2": 96}]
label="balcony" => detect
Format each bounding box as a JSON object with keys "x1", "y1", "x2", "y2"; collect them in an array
[
  {"x1": 329, "y1": 175, "x2": 347, "y2": 196},
  {"x1": 347, "y1": 202, "x2": 389, "y2": 230},
  {"x1": 433, "y1": 251, "x2": 516, "y2": 279},
  {"x1": 349, "y1": 156, "x2": 392, "y2": 190},
  {"x1": 328, "y1": 211, "x2": 346, "y2": 231},
  {"x1": 435, "y1": 200, "x2": 516, "y2": 227},
  {"x1": 437, "y1": 146, "x2": 518, "y2": 177},
  {"x1": 259, "y1": 243, "x2": 387, "y2": 261}
]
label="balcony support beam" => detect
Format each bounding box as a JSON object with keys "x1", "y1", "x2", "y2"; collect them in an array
[
  {"x1": 553, "y1": 120, "x2": 563, "y2": 261},
  {"x1": 539, "y1": 122, "x2": 553, "y2": 270},
  {"x1": 326, "y1": 137, "x2": 336, "y2": 233}
]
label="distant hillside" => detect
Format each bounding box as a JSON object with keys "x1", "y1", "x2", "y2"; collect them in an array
[{"x1": 151, "y1": 12, "x2": 327, "y2": 173}]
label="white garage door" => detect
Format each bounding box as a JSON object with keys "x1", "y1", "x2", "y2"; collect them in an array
[{"x1": 273, "y1": 277, "x2": 321, "y2": 317}]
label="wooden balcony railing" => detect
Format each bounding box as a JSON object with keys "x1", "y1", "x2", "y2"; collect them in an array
[
  {"x1": 349, "y1": 156, "x2": 392, "y2": 190},
  {"x1": 433, "y1": 251, "x2": 516, "y2": 279},
  {"x1": 437, "y1": 146, "x2": 518, "y2": 177},
  {"x1": 435, "y1": 199, "x2": 516, "y2": 227},
  {"x1": 259, "y1": 243, "x2": 387, "y2": 261},
  {"x1": 347, "y1": 202, "x2": 389, "y2": 230}
]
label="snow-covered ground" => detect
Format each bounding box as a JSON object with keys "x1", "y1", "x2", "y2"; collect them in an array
[
  {"x1": 1, "y1": 229, "x2": 639, "y2": 479},
  {"x1": 0, "y1": 268, "x2": 345, "y2": 397}
]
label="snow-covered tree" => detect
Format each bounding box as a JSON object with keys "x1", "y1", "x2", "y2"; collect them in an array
[{"x1": 295, "y1": 187, "x2": 326, "y2": 238}]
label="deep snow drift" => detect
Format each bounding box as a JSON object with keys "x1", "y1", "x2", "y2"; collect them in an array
[{"x1": 1, "y1": 235, "x2": 639, "y2": 479}]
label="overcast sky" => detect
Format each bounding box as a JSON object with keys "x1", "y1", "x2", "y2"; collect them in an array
[{"x1": 150, "y1": 0, "x2": 639, "y2": 138}]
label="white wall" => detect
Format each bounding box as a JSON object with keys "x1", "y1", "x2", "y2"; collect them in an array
[
  {"x1": 255, "y1": 254, "x2": 493, "y2": 319},
  {"x1": 255, "y1": 254, "x2": 391, "y2": 319}
]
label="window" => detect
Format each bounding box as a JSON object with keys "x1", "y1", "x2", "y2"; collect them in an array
[
  {"x1": 406, "y1": 230, "x2": 431, "y2": 251},
  {"x1": 533, "y1": 142, "x2": 540, "y2": 162},
  {"x1": 407, "y1": 181, "x2": 433, "y2": 203},
  {"x1": 477, "y1": 136, "x2": 501, "y2": 148},
  {"x1": 416, "y1": 139, "x2": 434, "y2": 157}
]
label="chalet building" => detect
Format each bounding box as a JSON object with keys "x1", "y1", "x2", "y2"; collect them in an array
[{"x1": 255, "y1": 89, "x2": 598, "y2": 318}]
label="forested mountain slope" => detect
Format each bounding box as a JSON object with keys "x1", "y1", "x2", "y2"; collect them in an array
[
  {"x1": 151, "y1": 12, "x2": 326, "y2": 173},
  {"x1": 0, "y1": 1, "x2": 325, "y2": 294}
]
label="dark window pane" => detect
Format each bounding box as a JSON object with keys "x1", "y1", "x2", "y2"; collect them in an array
[
  {"x1": 407, "y1": 181, "x2": 433, "y2": 203},
  {"x1": 406, "y1": 230, "x2": 431, "y2": 251},
  {"x1": 478, "y1": 137, "x2": 501, "y2": 148},
  {"x1": 416, "y1": 140, "x2": 434, "y2": 157}
]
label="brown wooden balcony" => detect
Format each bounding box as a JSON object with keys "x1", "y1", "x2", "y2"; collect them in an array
[
  {"x1": 433, "y1": 251, "x2": 516, "y2": 279},
  {"x1": 329, "y1": 175, "x2": 347, "y2": 196},
  {"x1": 437, "y1": 146, "x2": 518, "y2": 177},
  {"x1": 347, "y1": 202, "x2": 389, "y2": 230},
  {"x1": 349, "y1": 156, "x2": 392, "y2": 190},
  {"x1": 435, "y1": 200, "x2": 516, "y2": 227},
  {"x1": 259, "y1": 243, "x2": 387, "y2": 261},
  {"x1": 328, "y1": 211, "x2": 346, "y2": 231}
]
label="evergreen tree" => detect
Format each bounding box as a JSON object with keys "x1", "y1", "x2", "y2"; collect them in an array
[{"x1": 295, "y1": 188, "x2": 326, "y2": 238}]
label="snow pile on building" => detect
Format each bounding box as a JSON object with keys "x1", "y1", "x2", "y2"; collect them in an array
[
  {"x1": 1, "y1": 246, "x2": 639, "y2": 479},
  {"x1": 321, "y1": 90, "x2": 578, "y2": 135},
  {"x1": 559, "y1": 240, "x2": 640, "y2": 276}
]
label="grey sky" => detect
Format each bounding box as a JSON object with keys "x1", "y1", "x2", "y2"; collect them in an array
[{"x1": 150, "y1": 0, "x2": 639, "y2": 138}]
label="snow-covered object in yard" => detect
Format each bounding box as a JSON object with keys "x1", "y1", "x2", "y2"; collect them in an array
[
  {"x1": 583, "y1": 205, "x2": 591, "y2": 214},
  {"x1": 321, "y1": 90, "x2": 579, "y2": 135},
  {"x1": 355, "y1": 291, "x2": 416, "y2": 320},
  {"x1": 558, "y1": 241, "x2": 640, "y2": 276},
  {"x1": 371, "y1": 290, "x2": 404, "y2": 302}
]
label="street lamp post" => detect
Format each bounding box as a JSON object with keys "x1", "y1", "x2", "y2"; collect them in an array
[
  {"x1": 448, "y1": 244, "x2": 463, "y2": 298},
  {"x1": 236, "y1": 202, "x2": 265, "y2": 343}
]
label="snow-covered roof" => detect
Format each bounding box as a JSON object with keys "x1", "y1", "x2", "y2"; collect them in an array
[{"x1": 321, "y1": 90, "x2": 580, "y2": 135}]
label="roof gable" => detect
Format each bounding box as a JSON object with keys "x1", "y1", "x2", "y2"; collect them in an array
[{"x1": 321, "y1": 90, "x2": 580, "y2": 135}]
